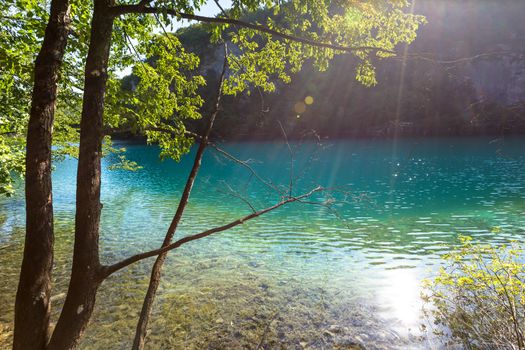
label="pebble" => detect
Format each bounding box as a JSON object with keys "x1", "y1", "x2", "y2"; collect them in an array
[
  {"x1": 328, "y1": 324, "x2": 343, "y2": 333},
  {"x1": 324, "y1": 330, "x2": 336, "y2": 337}
]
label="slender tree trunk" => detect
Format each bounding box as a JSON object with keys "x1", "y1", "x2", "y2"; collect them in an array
[
  {"x1": 47, "y1": 1, "x2": 114, "y2": 349},
  {"x1": 132, "y1": 56, "x2": 227, "y2": 350},
  {"x1": 14, "y1": 1, "x2": 71, "y2": 349}
]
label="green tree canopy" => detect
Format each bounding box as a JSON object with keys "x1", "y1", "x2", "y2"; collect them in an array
[{"x1": 0, "y1": 0, "x2": 425, "y2": 195}]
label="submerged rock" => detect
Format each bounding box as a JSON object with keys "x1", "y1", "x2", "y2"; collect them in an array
[{"x1": 248, "y1": 261, "x2": 260, "y2": 268}]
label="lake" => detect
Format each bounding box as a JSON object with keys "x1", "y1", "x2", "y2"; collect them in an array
[{"x1": 1, "y1": 137, "x2": 525, "y2": 349}]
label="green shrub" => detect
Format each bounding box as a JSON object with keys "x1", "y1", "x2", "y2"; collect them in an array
[{"x1": 422, "y1": 236, "x2": 525, "y2": 350}]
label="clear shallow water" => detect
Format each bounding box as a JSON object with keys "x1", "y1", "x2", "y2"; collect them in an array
[{"x1": 1, "y1": 137, "x2": 525, "y2": 349}]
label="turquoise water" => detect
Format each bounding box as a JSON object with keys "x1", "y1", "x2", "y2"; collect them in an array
[{"x1": 1, "y1": 137, "x2": 525, "y2": 349}]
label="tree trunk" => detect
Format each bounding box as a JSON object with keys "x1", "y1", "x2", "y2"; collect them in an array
[
  {"x1": 14, "y1": 1, "x2": 71, "y2": 349},
  {"x1": 132, "y1": 56, "x2": 227, "y2": 350},
  {"x1": 47, "y1": 1, "x2": 114, "y2": 349}
]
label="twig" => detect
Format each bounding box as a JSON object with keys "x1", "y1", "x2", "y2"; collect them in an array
[
  {"x1": 210, "y1": 144, "x2": 285, "y2": 196},
  {"x1": 278, "y1": 121, "x2": 293, "y2": 197},
  {"x1": 404, "y1": 50, "x2": 525, "y2": 66},
  {"x1": 109, "y1": 5, "x2": 395, "y2": 55},
  {"x1": 100, "y1": 186, "x2": 323, "y2": 278},
  {"x1": 254, "y1": 311, "x2": 279, "y2": 350},
  {"x1": 128, "y1": 45, "x2": 229, "y2": 350},
  {"x1": 216, "y1": 181, "x2": 257, "y2": 213}
]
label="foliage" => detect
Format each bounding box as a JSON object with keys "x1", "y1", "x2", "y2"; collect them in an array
[
  {"x1": 157, "y1": 1, "x2": 525, "y2": 140},
  {"x1": 107, "y1": 34, "x2": 205, "y2": 161},
  {"x1": 0, "y1": 0, "x2": 46, "y2": 195},
  {"x1": 0, "y1": 135, "x2": 24, "y2": 196},
  {"x1": 0, "y1": 0, "x2": 425, "y2": 195},
  {"x1": 0, "y1": 0, "x2": 89, "y2": 194},
  {"x1": 422, "y1": 236, "x2": 525, "y2": 350},
  {"x1": 0, "y1": 1, "x2": 156, "y2": 192},
  {"x1": 223, "y1": 0, "x2": 425, "y2": 94}
]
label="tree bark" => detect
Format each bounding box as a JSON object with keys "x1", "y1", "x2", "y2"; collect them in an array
[
  {"x1": 47, "y1": 1, "x2": 114, "y2": 348},
  {"x1": 132, "y1": 55, "x2": 227, "y2": 350},
  {"x1": 14, "y1": 1, "x2": 71, "y2": 349}
]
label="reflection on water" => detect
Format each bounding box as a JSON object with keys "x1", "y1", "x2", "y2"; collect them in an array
[{"x1": 1, "y1": 137, "x2": 525, "y2": 349}]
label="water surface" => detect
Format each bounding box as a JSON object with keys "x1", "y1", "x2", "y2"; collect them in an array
[{"x1": 1, "y1": 137, "x2": 524, "y2": 349}]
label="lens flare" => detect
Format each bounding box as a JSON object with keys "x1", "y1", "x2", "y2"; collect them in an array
[
  {"x1": 304, "y1": 96, "x2": 314, "y2": 105},
  {"x1": 294, "y1": 101, "x2": 306, "y2": 114}
]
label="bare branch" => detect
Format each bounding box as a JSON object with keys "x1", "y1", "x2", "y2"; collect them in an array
[
  {"x1": 109, "y1": 126, "x2": 284, "y2": 197},
  {"x1": 100, "y1": 186, "x2": 323, "y2": 278},
  {"x1": 122, "y1": 28, "x2": 144, "y2": 63},
  {"x1": 210, "y1": 143, "x2": 285, "y2": 195},
  {"x1": 405, "y1": 49, "x2": 525, "y2": 66},
  {"x1": 129, "y1": 47, "x2": 229, "y2": 349},
  {"x1": 278, "y1": 121, "x2": 293, "y2": 197},
  {"x1": 255, "y1": 311, "x2": 279, "y2": 350},
  {"x1": 212, "y1": 0, "x2": 228, "y2": 17},
  {"x1": 216, "y1": 181, "x2": 258, "y2": 213},
  {"x1": 109, "y1": 5, "x2": 395, "y2": 55}
]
